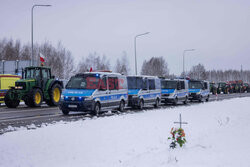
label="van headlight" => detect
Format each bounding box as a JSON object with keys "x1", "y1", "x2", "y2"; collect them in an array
[
  {"x1": 61, "y1": 95, "x2": 64, "y2": 99},
  {"x1": 197, "y1": 92, "x2": 201, "y2": 95}
]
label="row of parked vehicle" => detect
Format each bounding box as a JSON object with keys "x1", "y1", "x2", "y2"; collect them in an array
[
  {"x1": 59, "y1": 71, "x2": 210, "y2": 115},
  {"x1": 210, "y1": 80, "x2": 250, "y2": 94},
  {"x1": 1, "y1": 66, "x2": 247, "y2": 114}
]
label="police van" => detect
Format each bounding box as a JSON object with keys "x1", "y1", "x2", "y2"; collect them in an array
[
  {"x1": 59, "y1": 72, "x2": 128, "y2": 115},
  {"x1": 161, "y1": 79, "x2": 189, "y2": 105},
  {"x1": 188, "y1": 80, "x2": 210, "y2": 102},
  {"x1": 127, "y1": 75, "x2": 161, "y2": 109}
]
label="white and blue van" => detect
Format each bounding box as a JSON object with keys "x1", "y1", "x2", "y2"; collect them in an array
[
  {"x1": 127, "y1": 75, "x2": 161, "y2": 109},
  {"x1": 188, "y1": 80, "x2": 210, "y2": 102},
  {"x1": 59, "y1": 72, "x2": 128, "y2": 115},
  {"x1": 161, "y1": 79, "x2": 189, "y2": 105}
]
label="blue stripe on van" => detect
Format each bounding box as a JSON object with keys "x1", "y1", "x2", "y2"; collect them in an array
[
  {"x1": 128, "y1": 89, "x2": 140, "y2": 95},
  {"x1": 161, "y1": 89, "x2": 175, "y2": 94},
  {"x1": 201, "y1": 90, "x2": 209, "y2": 96},
  {"x1": 189, "y1": 89, "x2": 201, "y2": 93},
  {"x1": 141, "y1": 93, "x2": 161, "y2": 99},
  {"x1": 177, "y1": 92, "x2": 188, "y2": 97},
  {"x1": 95, "y1": 94, "x2": 128, "y2": 101}
]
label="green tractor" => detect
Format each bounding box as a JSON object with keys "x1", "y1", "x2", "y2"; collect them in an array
[
  {"x1": 4, "y1": 66, "x2": 63, "y2": 108},
  {"x1": 217, "y1": 82, "x2": 229, "y2": 94}
]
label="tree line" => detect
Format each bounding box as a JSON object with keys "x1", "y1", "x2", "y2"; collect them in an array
[
  {"x1": 1, "y1": 38, "x2": 249, "y2": 83},
  {"x1": 187, "y1": 64, "x2": 250, "y2": 83},
  {"x1": 0, "y1": 38, "x2": 74, "y2": 79},
  {"x1": 0, "y1": 38, "x2": 131, "y2": 79}
]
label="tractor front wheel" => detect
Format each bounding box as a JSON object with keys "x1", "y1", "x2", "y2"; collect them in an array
[
  {"x1": 4, "y1": 90, "x2": 20, "y2": 108},
  {"x1": 46, "y1": 84, "x2": 62, "y2": 106},
  {"x1": 27, "y1": 88, "x2": 43, "y2": 107}
]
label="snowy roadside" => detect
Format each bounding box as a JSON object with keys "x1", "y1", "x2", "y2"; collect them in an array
[{"x1": 0, "y1": 97, "x2": 250, "y2": 167}]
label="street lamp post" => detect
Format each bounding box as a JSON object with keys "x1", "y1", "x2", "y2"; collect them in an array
[
  {"x1": 183, "y1": 49, "x2": 195, "y2": 77},
  {"x1": 31, "y1": 4, "x2": 51, "y2": 66},
  {"x1": 134, "y1": 32, "x2": 150, "y2": 75}
]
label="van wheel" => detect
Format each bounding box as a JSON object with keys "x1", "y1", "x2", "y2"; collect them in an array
[
  {"x1": 138, "y1": 99, "x2": 144, "y2": 109},
  {"x1": 173, "y1": 98, "x2": 178, "y2": 105},
  {"x1": 199, "y1": 96, "x2": 203, "y2": 102},
  {"x1": 154, "y1": 98, "x2": 160, "y2": 108},
  {"x1": 62, "y1": 110, "x2": 69, "y2": 115},
  {"x1": 183, "y1": 96, "x2": 188, "y2": 104},
  {"x1": 92, "y1": 102, "x2": 100, "y2": 116},
  {"x1": 206, "y1": 95, "x2": 209, "y2": 102},
  {"x1": 118, "y1": 100, "x2": 125, "y2": 112}
]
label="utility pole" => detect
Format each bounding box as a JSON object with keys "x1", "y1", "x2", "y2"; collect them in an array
[
  {"x1": 31, "y1": 4, "x2": 51, "y2": 66},
  {"x1": 134, "y1": 32, "x2": 150, "y2": 75},
  {"x1": 182, "y1": 49, "x2": 195, "y2": 77}
]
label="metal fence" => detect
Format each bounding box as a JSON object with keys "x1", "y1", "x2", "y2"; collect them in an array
[{"x1": 0, "y1": 60, "x2": 37, "y2": 76}]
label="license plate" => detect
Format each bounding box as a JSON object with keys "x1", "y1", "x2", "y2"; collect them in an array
[{"x1": 68, "y1": 104, "x2": 77, "y2": 108}]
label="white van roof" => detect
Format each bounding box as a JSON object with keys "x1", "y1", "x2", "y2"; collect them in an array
[
  {"x1": 83, "y1": 72, "x2": 124, "y2": 76},
  {"x1": 127, "y1": 75, "x2": 160, "y2": 79}
]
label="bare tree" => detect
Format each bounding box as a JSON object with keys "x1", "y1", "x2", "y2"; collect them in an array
[
  {"x1": 0, "y1": 39, "x2": 21, "y2": 60},
  {"x1": 77, "y1": 52, "x2": 110, "y2": 73},
  {"x1": 114, "y1": 51, "x2": 130, "y2": 75},
  {"x1": 188, "y1": 64, "x2": 207, "y2": 80},
  {"x1": 141, "y1": 56, "x2": 169, "y2": 77},
  {"x1": 39, "y1": 41, "x2": 75, "y2": 79}
]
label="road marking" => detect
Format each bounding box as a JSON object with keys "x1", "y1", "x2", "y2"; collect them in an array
[
  {"x1": 0, "y1": 113, "x2": 62, "y2": 123},
  {"x1": 0, "y1": 107, "x2": 59, "y2": 114},
  {"x1": 0, "y1": 94, "x2": 250, "y2": 125}
]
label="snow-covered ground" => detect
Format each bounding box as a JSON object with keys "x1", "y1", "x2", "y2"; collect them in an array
[{"x1": 1, "y1": 97, "x2": 250, "y2": 167}]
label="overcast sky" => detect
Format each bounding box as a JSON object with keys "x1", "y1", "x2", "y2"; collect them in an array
[{"x1": 1, "y1": 0, "x2": 250, "y2": 75}]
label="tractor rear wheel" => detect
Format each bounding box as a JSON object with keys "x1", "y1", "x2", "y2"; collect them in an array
[
  {"x1": 4, "y1": 90, "x2": 20, "y2": 108},
  {"x1": 27, "y1": 88, "x2": 43, "y2": 107},
  {"x1": 46, "y1": 84, "x2": 62, "y2": 106}
]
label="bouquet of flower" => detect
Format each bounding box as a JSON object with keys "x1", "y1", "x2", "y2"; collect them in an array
[{"x1": 168, "y1": 127, "x2": 186, "y2": 149}]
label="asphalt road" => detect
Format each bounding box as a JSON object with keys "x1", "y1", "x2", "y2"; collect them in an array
[{"x1": 0, "y1": 93, "x2": 250, "y2": 134}]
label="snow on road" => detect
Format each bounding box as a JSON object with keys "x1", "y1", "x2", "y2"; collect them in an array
[{"x1": 1, "y1": 97, "x2": 250, "y2": 167}]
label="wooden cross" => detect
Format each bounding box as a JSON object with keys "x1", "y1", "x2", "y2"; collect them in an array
[{"x1": 174, "y1": 113, "x2": 188, "y2": 129}]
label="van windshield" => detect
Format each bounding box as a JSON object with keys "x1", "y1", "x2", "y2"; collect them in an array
[
  {"x1": 189, "y1": 81, "x2": 203, "y2": 89},
  {"x1": 127, "y1": 77, "x2": 143, "y2": 89},
  {"x1": 66, "y1": 76, "x2": 100, "y2": 89},
  {"x1": 161, "y1": 80, "x2": 177, "y2": 89}
]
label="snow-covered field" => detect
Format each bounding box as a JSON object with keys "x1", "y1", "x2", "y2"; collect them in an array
[{"x1": 1, "y1": 98, "x2": 250, "y2": 167}]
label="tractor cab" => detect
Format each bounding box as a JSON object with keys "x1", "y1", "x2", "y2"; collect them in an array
[
  {"x1": 22, "y1": 66, "x2": 52, "y2": 90},
  {"x1": 4, "y1": 66, "x2": 63, "y2": 108}
]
